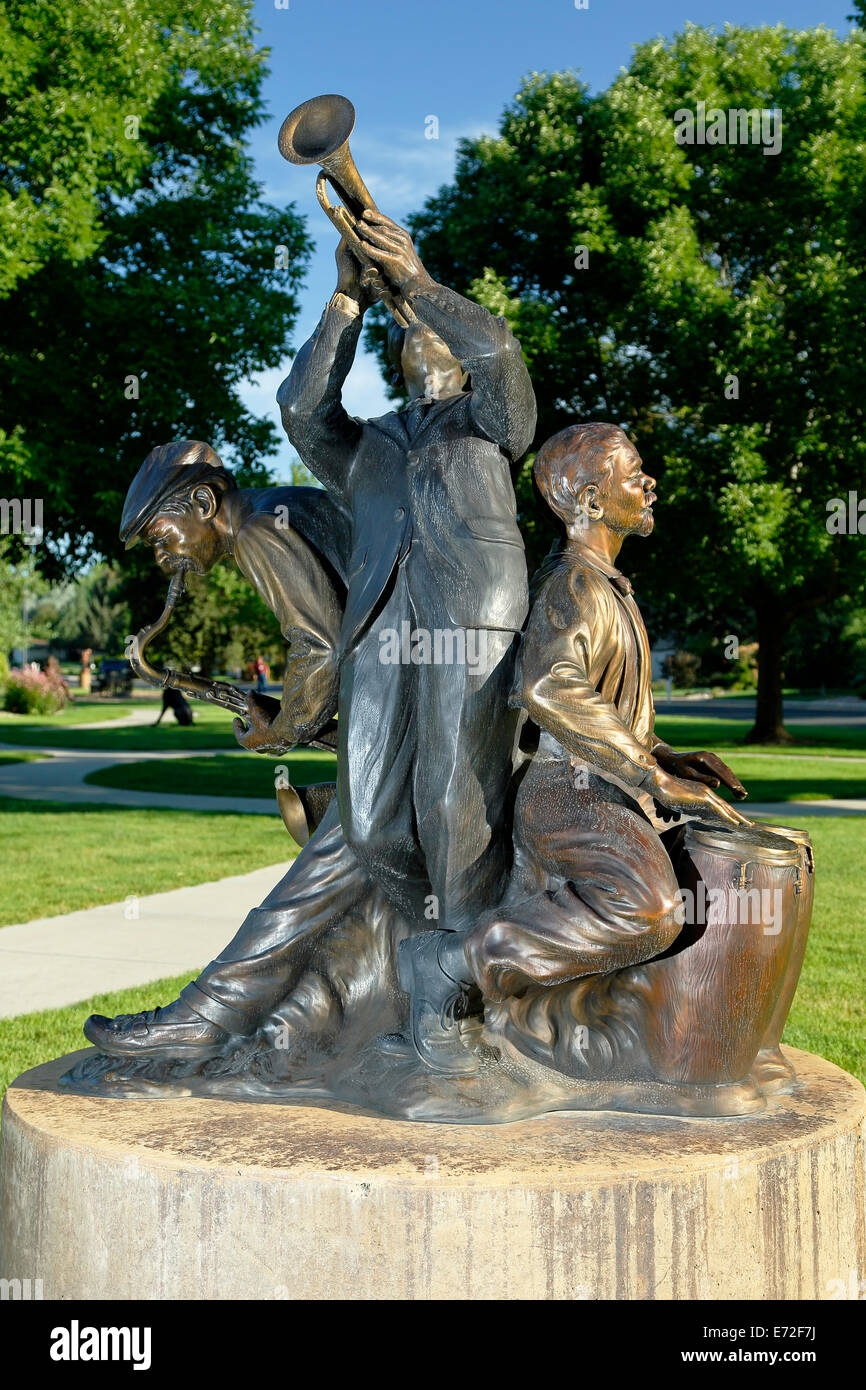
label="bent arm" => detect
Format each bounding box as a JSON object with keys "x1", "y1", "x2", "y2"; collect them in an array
[
  {"x1": 234, "y1": 518, "x2": 344, "y2": 751},
  {"x1": 402, "y1": 276, "x2": 537, "y2": 463},
  {"x1": 277, "y1": 297, "x2": 364, "y2": 502},
  {"x1": 515, "y1": 576, "x2": 658, "y2": 789}
]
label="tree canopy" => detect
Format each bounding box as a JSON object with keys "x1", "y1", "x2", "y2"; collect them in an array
[
  {"x1": 400, "y1": 25, "x2": 866, "y2": 739},
  {"x1": 0, "y1": 0, "x2": 310, "y2": 575}
]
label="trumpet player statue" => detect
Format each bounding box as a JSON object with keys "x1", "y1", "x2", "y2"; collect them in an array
[
  {"x1": 65, "y1": 96, "x2": 813, "y2": 1122},
  {"x1": 277, "y1": 217, "x2": 537, "y2": 1073}
]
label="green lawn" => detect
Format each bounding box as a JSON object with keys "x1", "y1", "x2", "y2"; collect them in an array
[
  {"x1": 0, "y1": 698, "x2": 139, "y2": 730},
  {"x1": 0, "y1": 750, "x2": 44, "y2": 766},
  {"x1": 713, "y1": 752, "x2": 866, "y2": 802},
  {"x1": 0, "y1": 698, "x2": 240, "y2": 750},
  {"x1": 780, "y1": 817, "x2": 866, "y2": 1084},
  {"x1": 82, "y1": 747, "x2": 863, "y2": 804},
  {"x1": 0, "y1": 797, "x2": 297, "y2": 927},
  {"x1": 86, "y1": 749, "x2": 339, "y2": 798},
  {"x1": 0, "y1": 816, "x2": 862, "y2": 1111},
  {"x1": 653, "y1": 715, "x2": 866, "y2": 755}
]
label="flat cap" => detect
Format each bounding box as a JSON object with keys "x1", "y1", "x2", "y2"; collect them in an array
[{"x1": 120, "y1": 441, "x2": 227, "y2": 549}]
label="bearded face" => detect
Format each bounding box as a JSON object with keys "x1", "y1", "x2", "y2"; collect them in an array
[
  {"x1": 594, "y1": 441, "x2": 657, "y2": 537},
  {"x1": 141, "y1": 491, "x2": 222, "y2": 575}
]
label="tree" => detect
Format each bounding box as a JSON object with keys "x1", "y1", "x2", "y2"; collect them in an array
[
  {"x1": 1, "y1": 0, "x2": 253, "y2": 296},
  {"x1": 50, "y1": 564, "x2": 131, "y2": 655},
  {"x1": 0, "y1": 0, "x2": 311, "y2": 576},
  {"x1": 120, "y1": 557, "x2": 283, "y2": 679},
  {"x1": 0, "y1": 538, "x2": 50, "y2": 676},
  {"x1": 400, "y1": 28, "x2": 866, "y2": 741}
]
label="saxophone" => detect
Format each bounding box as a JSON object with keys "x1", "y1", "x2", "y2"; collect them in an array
[{"x1": 125, "y1": 569, "x2": 251, "y2": 722}]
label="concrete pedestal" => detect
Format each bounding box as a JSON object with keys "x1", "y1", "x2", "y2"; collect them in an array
[{"x1": 1, "y1": 1047, "x2": 863, "y2": 1300}]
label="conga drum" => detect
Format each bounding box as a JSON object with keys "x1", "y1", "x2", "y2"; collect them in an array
[{"x1": 640, "y1": 820, "x2": 804, "y2": 1085}]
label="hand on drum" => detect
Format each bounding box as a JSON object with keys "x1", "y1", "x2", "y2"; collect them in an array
[
  {"x1": 653, "y1": 745, "x2": 748, "y2": 800},
  {"x1": 646, "y1": 765, "x2": 752, "y2": 829}
]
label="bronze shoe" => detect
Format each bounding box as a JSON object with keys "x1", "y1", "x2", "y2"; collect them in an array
[
  {"x1": 83, "y1": 1001, "x2": 229, "y2": 1059},
  {"x1": 392, "y1": 932, "x2": 480, "y2": 1076}
]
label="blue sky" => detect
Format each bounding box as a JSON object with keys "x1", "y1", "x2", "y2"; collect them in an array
[{"x1": 241, "y1": 0, "x2": 855, "y2": 474}]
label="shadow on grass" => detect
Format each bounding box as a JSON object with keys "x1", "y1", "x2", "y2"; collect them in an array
[{"x1": 86, "y1": 751, "x2": 339, "y2": 798}]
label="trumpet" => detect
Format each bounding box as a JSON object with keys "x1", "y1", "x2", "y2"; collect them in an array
[
  {"x1": 125, "y1": 569, "x2": 251, "y2": 721},
  {"x1": 278, "y1": 93, "x2": 416, "y2": 326}
]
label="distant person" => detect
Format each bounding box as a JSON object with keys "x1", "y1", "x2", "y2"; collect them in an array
[
  {"x1": 154, "y1": 687, "x2": 194, "y2": 727},
  {"x1": 79, "y1": 647, "x2": 93, "y2": 694},
  {"x1": 253, "y1": 656, "x2": 268, "y2": 694}
]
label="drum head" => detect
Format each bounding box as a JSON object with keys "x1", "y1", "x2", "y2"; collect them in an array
[
  {"x1": 759, "y1": 822, "x2": 813, "y2": 851},
  {"x1": 684, "y1": 819, "x2": 800, "y2": 865}
]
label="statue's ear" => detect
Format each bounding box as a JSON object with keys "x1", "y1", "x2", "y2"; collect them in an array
[
  {"x1": 578, "y1": 482, "x2": 604, "y2": 520},
  {"x1": 191, "y1": 485, "x2": 219, "y2": 521}
]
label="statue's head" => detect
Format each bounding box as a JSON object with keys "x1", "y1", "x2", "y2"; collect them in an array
[
  {"x1": 387, "y1": 321, "x2": 467, "y2": 402},
  {"x1": 120, "y1": 440, "x2": 238, "y2": 575},
  {"x1": 534, "y1": 423, "x2": 657, "y2": 540}
]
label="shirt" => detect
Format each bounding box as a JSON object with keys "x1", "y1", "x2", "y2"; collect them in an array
[{"x1": 513, "y1": 541, "x2": 658, "y2": 789}]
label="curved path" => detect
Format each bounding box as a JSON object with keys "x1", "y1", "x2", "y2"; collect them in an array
[
  {"x1": 2, "y1": 739, "x2": 864, "y2": 818},
  {"x1": 0, "y1": 745, "x2": 276, "y2": 815},
  {"x1": 0, "y1": 863, "x2": 290, "y2": 1018}
]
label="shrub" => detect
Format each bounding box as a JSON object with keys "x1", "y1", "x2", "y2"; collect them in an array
[
  {"x1": 662, "y1": 650, "x2": 702, "y2": 689},
  {"x1": 2, "y1": 667, "x2": 67, "y2": 715}
]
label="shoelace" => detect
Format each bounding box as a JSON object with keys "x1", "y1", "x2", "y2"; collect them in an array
[
  {"x1": 442, "y1": 989, "x2": 468, "y2": 1025},
  {"x1": 114, "y1": 1009, "x2": 159, "y2": 1028}
]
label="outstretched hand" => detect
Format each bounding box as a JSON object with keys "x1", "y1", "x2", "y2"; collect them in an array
[
  {"x1": 654, "y1": 746, "x2": 748, "y2": 800},
  {"x1": 647, "y1": 765, "x2": 752, "y2": 829}
]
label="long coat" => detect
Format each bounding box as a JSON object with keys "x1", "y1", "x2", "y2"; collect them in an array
[{"x1": 277, "y1": 277, "x2": 537, "y2": 647}]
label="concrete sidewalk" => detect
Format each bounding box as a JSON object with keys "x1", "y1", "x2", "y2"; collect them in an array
[
  {"x1": 0, "y1": 803, "x2": 861, "y2": 1019},
  {"x1": 61, "y1": 705, "x2": 159, "y2": 731},
  {"x1": 0, "y1": 863, "x2": 289, "y2": 1017},
  {"x1": 0, "y1": 744, "x2": 277, "y2": 815}
]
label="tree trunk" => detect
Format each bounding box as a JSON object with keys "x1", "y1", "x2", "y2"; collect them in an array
[{"x1": 746, "y1": 603, "x2": 793, "y2": 744}]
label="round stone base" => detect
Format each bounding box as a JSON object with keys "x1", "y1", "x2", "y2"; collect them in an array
[{"x1": 1, "y1": 1047, "x2": 863, "y2": 1300}]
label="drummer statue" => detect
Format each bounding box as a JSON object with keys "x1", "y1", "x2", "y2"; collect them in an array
[{"x1": 63, "y1": 96, "x2": 814, "y2": 1123}]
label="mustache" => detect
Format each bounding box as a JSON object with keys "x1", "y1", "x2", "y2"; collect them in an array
[{"x1": 155, "y1": 552, "x2": 200, "y2": 575}]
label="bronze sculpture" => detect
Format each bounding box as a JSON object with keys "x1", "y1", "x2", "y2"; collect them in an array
[
  {"x1": 120, "y1": 438, "x2": 349, "y2": 753},
  {"x1": 277, "y1": 212, "x2": 536, "y2": 1072},
  {"x1": 65, "y1": 96, "x2": 813, "y2": 1123}
]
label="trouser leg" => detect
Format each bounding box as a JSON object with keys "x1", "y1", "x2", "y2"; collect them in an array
[
  {"x1": 414, "y1": 627, "x2": 520, "y2": 935},
  {"x1": 337, "y1": 571, "x2": 431, "y2": 922},
  {"x1": 465, "y1": 761, "x2": 682, "y2": 999},
  {"x1": 181, "y1": 800, "x2": 372, "y2": 1033}
]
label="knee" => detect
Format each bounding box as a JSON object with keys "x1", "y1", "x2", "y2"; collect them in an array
[
  {"x1": 633, "y1": 897, "x2": 683, "y2": 961},
  {"x1": 341, "y1": 811, "x2": 387, "y2": 864},
  {"x1": 464, "y1": 915, "x2": 511, "y2": 989}
]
